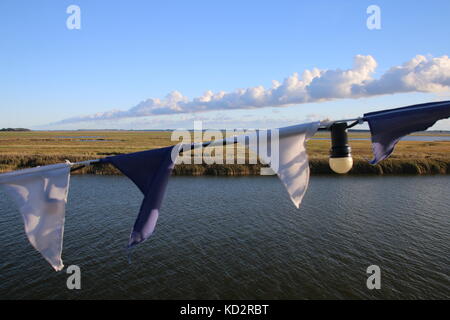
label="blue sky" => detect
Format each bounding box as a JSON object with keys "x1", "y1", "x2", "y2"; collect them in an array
[{"x1": 1, "y1": 0, "x2": 450, "y2": 130}]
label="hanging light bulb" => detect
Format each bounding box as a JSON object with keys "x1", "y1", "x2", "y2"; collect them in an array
[{"x1": 329, "y1": 122, "x2": 353, "y2": 174}]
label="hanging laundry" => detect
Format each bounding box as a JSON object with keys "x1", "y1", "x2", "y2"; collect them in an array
[
  {"x1": 100, "y1": 145, "x2": 181, "y2": 248},
  {"x1": 364, "y1": 100, "x2": 450, "y2": 164},
  {"x1": 246, "y1": 121, "x2": 320, "y2": 208},
  {"x1": 0, "y1": 163, "x2": 71, "y2": 271}
]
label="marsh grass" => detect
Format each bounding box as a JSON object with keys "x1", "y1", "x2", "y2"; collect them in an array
[{"x1": 1, "y1": 131, "x2": 449, "y2": 175}]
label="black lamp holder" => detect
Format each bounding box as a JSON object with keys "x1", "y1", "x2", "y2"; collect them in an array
[{"x1": 330, "y1": 122, "x2": 351, "y2": 158}]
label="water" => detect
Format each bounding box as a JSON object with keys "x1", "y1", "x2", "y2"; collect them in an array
[
  {"x1": 0, "y1": 175, "x2": 448, "y2": 299},
  {"x1": 55, "y1": 136, "x2": 104, "y2": 139},
  {"x1": 312, "y1": 135, "x2": 450, "y2": 141},
  {"x1": 55, "y1": 136, "x2": 117, "y2": 141}
]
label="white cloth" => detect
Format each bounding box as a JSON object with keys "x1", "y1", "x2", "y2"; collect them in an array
[
  {"x1": 246, "y1": 122, "x2": 320, "y2": 208},
  {"x1": 0, "y1": 163, "x2": 71, "y2": 271}
]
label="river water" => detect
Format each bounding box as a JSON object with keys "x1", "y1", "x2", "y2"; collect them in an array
[
  {"x1": 0, "y1": 175, "x2": 448, "y2": 299},
  {"x1": 312, "y1": 135, "x2": 450, "y2": 141}
]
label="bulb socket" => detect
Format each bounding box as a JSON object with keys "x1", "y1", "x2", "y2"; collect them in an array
[{"x1": 329, "y1": 122, "x2": 351, "y2": 158}]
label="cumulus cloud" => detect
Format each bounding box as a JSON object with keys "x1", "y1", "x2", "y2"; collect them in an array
[{"x1": 54, "y1": 54, "x2": 450, "y2": 124}]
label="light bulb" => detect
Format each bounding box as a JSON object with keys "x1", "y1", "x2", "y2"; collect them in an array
[
  {"x1": 329, "y1": 156, "x2": 353, "y2": 174},
  {"x1": 329, "y1": 122, "x2": 353, "y2": 174}
]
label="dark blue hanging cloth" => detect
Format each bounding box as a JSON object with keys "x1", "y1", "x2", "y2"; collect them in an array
[
  {"x1": 100, "y1": 145, "x2": 180, "y2": 248},
  {"x1": 364, "y1": 101, "x2": 450, "y2": 164}
]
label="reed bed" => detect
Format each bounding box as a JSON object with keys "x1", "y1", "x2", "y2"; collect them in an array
[{"x1": 1, "y1": 131, "x2": 449, "y2": 175}]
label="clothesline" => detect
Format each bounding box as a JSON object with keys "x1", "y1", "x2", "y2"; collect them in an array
[
  {"x1": 71, "y1": 99, "x2": 449, "y2": 170},
  {"x1": 69, "y1": 116, "x2": 366, "y2": 171}
]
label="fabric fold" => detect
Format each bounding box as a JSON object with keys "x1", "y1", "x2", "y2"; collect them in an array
[
  {"x1": 245, "y1": 122, "x2": 320, "y2": 208},
  {"x1": 0, "y1": 163, "x2": 71, "y2": 271},
  {"x1": 100, "y1": 144, "x2": 181, "y2": 248},
  {"x1": 364, "y1": 100, "x2": 450, "y2": 164}
]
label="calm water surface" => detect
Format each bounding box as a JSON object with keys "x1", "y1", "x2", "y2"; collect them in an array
[
  {"x1": 312, "y1": 135, "x2": 450, "y2": 141},
  {"x1": 0, "y1": 175, "x2": 448, "y2": 299}
]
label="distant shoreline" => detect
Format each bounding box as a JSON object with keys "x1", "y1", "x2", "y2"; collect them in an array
[{"x1": 1, "y1": 155, "x2": 448, "y2": 176}]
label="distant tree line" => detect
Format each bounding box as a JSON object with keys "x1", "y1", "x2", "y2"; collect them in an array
[{"x1": 0, "y1": 128, "x2": 31, "y2": 131}]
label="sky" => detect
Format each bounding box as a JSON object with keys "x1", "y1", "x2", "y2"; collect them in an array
[{"x1": 1, "y1": 0, "x2": 450, "y2": 130}]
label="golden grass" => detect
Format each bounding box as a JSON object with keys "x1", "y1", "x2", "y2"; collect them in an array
[{"x1": 1, "y1": 130, "x2": 449, "y2": 175}]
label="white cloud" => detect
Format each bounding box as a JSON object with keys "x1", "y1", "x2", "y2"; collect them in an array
[
  {"x1": 354, "y1": 55, "x2": 450, "y2": 95},
  {"x1": 52, "y1": 54, "x2": 450, "y2": 125}
]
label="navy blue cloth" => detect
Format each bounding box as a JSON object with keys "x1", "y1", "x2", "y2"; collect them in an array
[
  {"x1": 100, "y1": 146, "x2": 178, "y2": 247},
  {"x1": 364, "y1": 101, "x2": 450, "y2": 164}
]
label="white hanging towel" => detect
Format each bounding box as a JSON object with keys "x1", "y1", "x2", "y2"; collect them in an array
[
  {"x1": 0, "y1": 163, "x2": 71, "y2": 271},
  {"x1": 246, "y1": 122, "x2": 320, "y2": 208}
]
